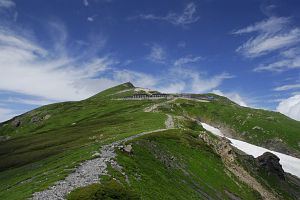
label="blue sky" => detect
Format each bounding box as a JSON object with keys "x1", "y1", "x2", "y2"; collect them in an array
[{"x1": 1, "y1": 0, "x2": 300, "y2": 122}]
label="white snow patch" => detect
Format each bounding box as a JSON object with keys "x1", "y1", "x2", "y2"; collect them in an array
[
  {"x1": 201, "y1": 123, "x2": 223, "y2": 137},
  {"x1": 200, "y1": 122, "x2": 300, "y2": 178}
]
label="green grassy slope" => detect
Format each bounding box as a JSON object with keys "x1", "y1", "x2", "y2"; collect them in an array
[
  {"x1": 0, "y1": 83, "x2": 166, "y2": 199},
  {"x1": 106, "y1": 129, "x2": 262, "y2": 200},
  {"x1": 1, "y1": 83, "x2": 300, "y2": 199},
  {"x1": 170, "y1": 97, "x2": 300, "y2": 157}
]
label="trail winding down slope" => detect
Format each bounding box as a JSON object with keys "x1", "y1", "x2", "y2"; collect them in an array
[{"x1": 31, "y1": 113, "x2": 174, "y2": 200}]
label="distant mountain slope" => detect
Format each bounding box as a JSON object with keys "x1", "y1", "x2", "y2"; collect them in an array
[{"x1": 0, "y1": 83, "x2": 300, "y2": 200}]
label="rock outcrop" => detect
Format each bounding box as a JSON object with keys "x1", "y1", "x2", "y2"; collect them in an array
[
  {"x1": 256, "y1": 152, "x2": 285, "y2": 180},
  {"x1": 11, "y1": 118, "x2": 21, "y2": 127}
]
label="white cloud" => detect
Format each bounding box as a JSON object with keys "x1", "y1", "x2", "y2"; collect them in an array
[
  {"x1": 166, "y1": 67, "x2": 233, "y2": 93},
  {"x1": 0, "y1": 23, "x2": 232, "y2": 122},
  {"x1": 233, "y1": 17, "x2": 290, "y2": 35},
  {"x1": 83, "y1": 0, "x2": 89, "y2": 7},
  {"x1": 157, "y1": 82, "x2": 186, "y2": 94},
  {"x1": 0, "y1": 24, "x2": 229, "y2": 102},
  {"x1": 274, "y1": 83, "x2": 300, "y2": 91},
  {"x1": 212, "y1": 89, "x2": 248, "y2": 107},
  {"x1": 174, "y1": 55, "x2": 202, "y2": 67},
  {"x1": 87, "y1": 15, "x2": 97, "y2": 22},
  {"x1": 0, "y1": 107, "x2": 18, "y2": 122},
  {"x1": 234, "y1": 17, "x2": 300, "y2": 58},
  {"x1": 0, "y1": 25, "x2": 120, "y2": 102},
  {"x1": 0, "y1": 0, "x2": 15, "y2": 9},
  {"x1": 254, "y1": 47, "x2": 300, "y2": 72},
  {"x1": 113, "y1": 70, "x2": 157, "y2": 89},
  {"x1": 277, "y1": 95, "x2": 300, "y2": 121},
  {"x1": 147, "y1": 44, "x2": 166, "y2": 64},
  {"x1": 133, "y1": 3, "x2": 199, "y2": 27},
  {"x1": 4, "y1": 97, "x2": 56, "y2": 106}
]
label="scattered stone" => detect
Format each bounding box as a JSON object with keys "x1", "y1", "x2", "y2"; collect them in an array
[
  {"x1": 92, "y1": 152, "x2": 101, "y2": 157},
  {"x1": 44, "y1": 114, "x2": 51, "y2": 120},
  {"x1": 252, "y1": 126, "x2": 263, "y2": 131},
  {"x1": 123, "y1": 144, "x2": 132, "y2": 153},
  {"x1": 31, "y1": 116, "x2": 42, "y2": 123},
  {"x1": 256, "y1": 152, "x2": 285, "y2": 180}
]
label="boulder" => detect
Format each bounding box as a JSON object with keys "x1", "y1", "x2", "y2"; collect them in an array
[
  {"x1": 123, "y1": 144, "x2": 133, "y2": 153},
  {"x1": 256, "y1": 152, "x2": 285, "y2": 180}
]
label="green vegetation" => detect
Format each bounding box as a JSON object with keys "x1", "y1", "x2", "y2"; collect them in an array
[
  {"x1": 1, "y1": 83, "x2": 300, "y2": 199},
  {"x1": 0, "y1": 83, "x2": 165, "y2": 199},
  {"x1": 108, "y1": 129, "x2": 261, "y2": 200},
  {"x1": 67, "y1": 181, "x2": 140, "y2": 200},
  {"x1": 170, "y1": 97, "x2": 300, "y2": 156}
]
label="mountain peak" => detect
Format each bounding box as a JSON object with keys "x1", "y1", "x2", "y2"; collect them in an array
[{"x1": 122, "y1": 82, "x2": 135, "y2": 88}]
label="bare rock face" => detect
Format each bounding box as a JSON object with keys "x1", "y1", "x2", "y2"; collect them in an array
[
  {"x1": 11, "y1": 118, "x2": 21, "y2": 127},
  {"x1": 31, "y1": 116, "x2": 42, "y2": 123},
  {"x1": 256, "y1": 152, "x2": 285, "y2": 180}
]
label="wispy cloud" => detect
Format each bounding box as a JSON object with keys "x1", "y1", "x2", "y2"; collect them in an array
[
  {"x1": 274, "y1": 83, "x2": 300, "y2": 91},
  {"x1": 174, "y1": 55, "x2": 202, "y2": 67},
  {"x1": 234, "y1": 17, "x2": 300, "y2": 58},
  {"x1": 233, "y1": 17, "x2": 289, "y2": 35},
  {"x1": 147, "y1": 44, "x2": 166, "y2": 64},
  {"x1": 0, "y1": 20, "x2": 232, "y2": 122},
  {"x1": 83, "y1": 0, "x2": 89, "y2": 7},
  {"x1": 132, "y1": 3, "x2": 199, "y2": 27},
  {"x1": 0, "y1": 24, "x2": 120, "y2": 102},
  {"x1": 212, "y1": 89, "x2": 248, "y2": 107},
  {"x1": 254, "y1": 47, "x2": 300, "y2": 72},
  {"x1": 87, "y1": 17, "x2": 93, "y2": 22},
  {"x1": 162, "y1": 67, "x2": 233, "y2": 94},
  {"x1": 4, "y1": 97, "x2": 55, "y2": 106},
  {"x1": 0, "y1": 0, "x2": 15, "y2": 9}
]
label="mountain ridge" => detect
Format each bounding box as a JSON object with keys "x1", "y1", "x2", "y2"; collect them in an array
[{"x1": 0, "y1": 83, "x2": 300, "y2": 200}]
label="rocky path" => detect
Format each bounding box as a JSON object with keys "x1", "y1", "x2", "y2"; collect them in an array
[
  {"x1": 31, "y1": 115, "x2": 173, "y2": 200},
  {"x1": 165, "y1": 114, "x2": 174, "y2": 129}
]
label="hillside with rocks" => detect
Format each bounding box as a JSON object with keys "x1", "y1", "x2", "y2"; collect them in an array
[{"x1": 1, "y1": 82, "x2": 300, "y2": 200}]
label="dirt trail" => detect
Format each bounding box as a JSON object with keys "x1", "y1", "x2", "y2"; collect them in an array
[{"x1": 30, "y1": 114, "x2": 174, "y2": 200}]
